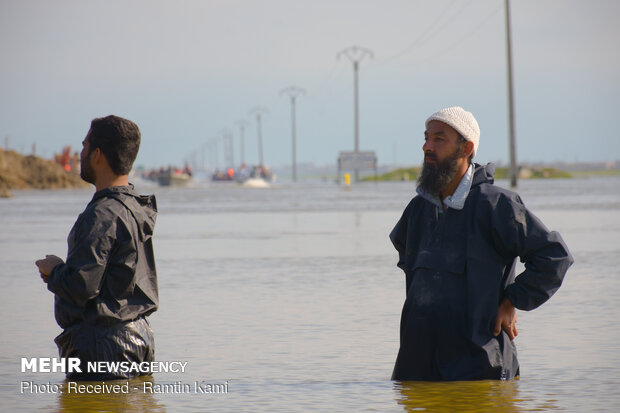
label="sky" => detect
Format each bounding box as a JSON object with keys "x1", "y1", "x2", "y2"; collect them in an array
[{"x1": 1, "y1": 0, "x2": 619, "y2": 170}]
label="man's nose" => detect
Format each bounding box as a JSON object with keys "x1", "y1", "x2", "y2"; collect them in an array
[{"x1": 423, "y1": 140, "x2": 433, "y2": 153}]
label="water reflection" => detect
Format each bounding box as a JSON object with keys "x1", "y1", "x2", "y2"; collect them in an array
[
  {"x1": 56, "y1": 376, "x2": 165, "y2": 413},
  {"x1": 394, "y1": 379, "x2": 554, "y2": 412}
]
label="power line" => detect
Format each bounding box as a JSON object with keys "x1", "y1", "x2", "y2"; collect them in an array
[
  {"x1": 377, "y1": 0, "x2": 502, "y2": 67},
  {"x1": 410, "y1": 0, "x2": 476, "y2": 50},
  {"x1": 378, "y1": 0, "x2": 459, "y2": 65},
  {"x1": 306, "y1": 2, "x2": 498, "y2": 102},
  {"x1": 304, "y1": 61, "x2": 349, "y2": 100},
  {"x1": 398, "y1": 3, "x2": 502, "y2": 67}
]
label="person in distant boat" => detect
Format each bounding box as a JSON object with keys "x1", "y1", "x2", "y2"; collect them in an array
[
  {"x1": 390, "y1": 106, "x2": 573, "y2": 380},
  {"x1": 35, "y1": 115, "x2": 159, "y2": 380}
]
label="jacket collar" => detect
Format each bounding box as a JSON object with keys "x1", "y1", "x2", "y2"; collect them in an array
[{"x1": 90, "y1": 184, "x2": 136, "y2": 203}]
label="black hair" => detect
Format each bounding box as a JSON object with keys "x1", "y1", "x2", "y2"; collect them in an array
[{"x1": 88, "y1": 115, "x2": 141, "y2": 175}]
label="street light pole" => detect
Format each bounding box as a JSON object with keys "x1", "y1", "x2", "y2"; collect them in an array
[
  {"x1": 338, "y1": 45, "x2": 374, "y2": 182},
  {"x1": 250, "y1": 107, "x2": 268, "y2": 166},
  {"x1": 280, "y1": 86, "x2": 305, "y2": 182}
]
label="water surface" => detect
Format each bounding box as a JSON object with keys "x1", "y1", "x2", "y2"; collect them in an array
[{"x1": 1, "y1": 177, "x2": 619, "y2": 411}]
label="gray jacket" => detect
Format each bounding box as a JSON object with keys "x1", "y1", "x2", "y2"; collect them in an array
[{"x1": 48, "y1": 185, "x2": 158, "y2": 329}]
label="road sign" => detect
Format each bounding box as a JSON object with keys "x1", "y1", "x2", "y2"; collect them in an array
[{"x1": 337, "y1": 151, "x2": 377, "y2": 170}]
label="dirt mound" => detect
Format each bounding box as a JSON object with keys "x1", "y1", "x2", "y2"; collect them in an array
[{"x1": 0, "y1": 149, "x2": 88, "y2": 197}]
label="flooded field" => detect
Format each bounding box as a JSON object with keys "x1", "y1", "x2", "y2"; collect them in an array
[{"x1": 1, "y1": 176, "x2": 619, "y2": 411}]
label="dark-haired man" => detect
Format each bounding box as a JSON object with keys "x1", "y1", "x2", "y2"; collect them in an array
[
  {"x1": 390, "y1": 106, "x2": 573, "y2": 381},
  {"x1": 36, "y1": 115, "x2": 158, "y2": 380}
]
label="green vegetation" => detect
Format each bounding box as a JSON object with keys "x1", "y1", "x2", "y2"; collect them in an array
[
  {"x1": 365, "y1": 165, "x2": 573, "y2": 182},
  {"x1": 362, "y1": 166, "x2": 421, "y2": 182},
  {"x1": 570, "y1": 169, "x2": 620, "y2": 177},
  {"x1": 495, "y1": 167, "x2": 572, "y2": 179}
]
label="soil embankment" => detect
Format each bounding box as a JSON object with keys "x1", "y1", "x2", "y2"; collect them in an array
[{"x1": 0, "y1": 149, "x2": 88, "y2": 197}]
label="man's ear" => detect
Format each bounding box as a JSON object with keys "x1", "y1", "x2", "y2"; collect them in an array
[
  {"x1": 91, "y1": 147, "x2": 103, "y2": 164},
  {"x1": 464, "y1": 141, "x2": 474, "y2": 159}
]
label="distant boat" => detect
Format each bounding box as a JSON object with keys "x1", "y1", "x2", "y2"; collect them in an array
[
  {"x1": 157, "y1": 169, "x2": 192, "y2": 187},
  {"x1": 241, "y1": 177, "x2": 271, "y2": 188},
  {"x1": 236, "y1": 164, "x2": 275, "y2": 188}
]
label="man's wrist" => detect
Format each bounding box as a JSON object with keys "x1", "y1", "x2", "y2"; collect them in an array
[
  {"x1": 46, "y1": 262, "x2": 63, "y2": 285},
  {"x1": 503, "y1": 285, "x2": 518, "y2": 309}
]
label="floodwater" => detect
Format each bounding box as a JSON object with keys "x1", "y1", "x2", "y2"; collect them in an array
[{"x1": 1, "y1": 176, "x2": 619, "y2": 412}]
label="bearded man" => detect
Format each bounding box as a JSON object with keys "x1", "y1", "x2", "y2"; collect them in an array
[
  {"x1": 35, "y1": 115, "x2": 158, "y2": 380},
  {"x1": 390, "y1": 106, "x2": 573, "y2": 381}
]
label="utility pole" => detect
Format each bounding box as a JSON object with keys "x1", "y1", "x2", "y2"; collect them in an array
[
  {"x1": 338, "y1": 45, "x2": 374, "y2": 182},
  {"x1": 191, "y1": 151, "x2": 198, "y2": 172},
  {"x1": 201, "y1": 142, "x2": 208, "y2": 170},
  {"x1": 221, "y1": 129, "x2": 234, "y2": 170},
  {"x1": 505, "y1": 0, "x2": 518, "y2": 188},
  {"x1": 249, "y1": 107, "x2": 269, "y2": 166},
  {"x1": 209, "y1": 137, "x2": 220, "y2": 170},
  {"x1": 235, "y1": 120, "x2": 249, "y2": 166},
  {"x1": 280, "y1": 86, "x2": 305, "y2": 182}
]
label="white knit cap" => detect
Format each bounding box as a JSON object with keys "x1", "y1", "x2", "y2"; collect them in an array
[{"x1": 425, "y1": 106, "x2": 480, "y2": 157}]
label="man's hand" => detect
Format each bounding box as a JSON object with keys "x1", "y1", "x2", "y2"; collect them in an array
[
  {"x1": 35, "y1": 255, "x2": 64, "y2": 283},
  {"x1": 494, "y1": 297, "x2": 518, "y2": 340}
]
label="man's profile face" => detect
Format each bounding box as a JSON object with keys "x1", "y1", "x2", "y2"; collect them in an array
[
  {"x1": 417, "y1": 120, "x2": 466, "y2": 197},
  {"x1": 80, "y1": 132, "x2": 96, "y2": 185},
  {"x1": 422, "y1": 120, "x2": 462, "y2": 166}
]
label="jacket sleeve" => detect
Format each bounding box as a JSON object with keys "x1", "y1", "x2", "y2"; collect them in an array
[
  {"x1": 47, "y1": 204, "x2": 117, "y2": 307},
  {"x1": 491, "y1": 193, "x2": 573, "y2": 311},
  {"x1": 390, "y1": 204, "x2": 411, "y2": 273}
]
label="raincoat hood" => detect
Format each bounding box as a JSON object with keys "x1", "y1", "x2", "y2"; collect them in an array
[
  {"x1": 92, "y1": 185, "x2": 157, "y2": 242},
  {"x1": 471, "y1": 162, "x2": 495, "y2": 188}
]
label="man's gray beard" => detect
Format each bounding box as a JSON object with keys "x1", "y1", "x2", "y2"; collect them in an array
[{"x1": 417, "y1": 149, "x2": 462, "y2": 198}]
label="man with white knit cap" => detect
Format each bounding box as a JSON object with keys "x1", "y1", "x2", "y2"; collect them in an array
[{"x1": 389, "y1": 106, "x2": 573, "y2": 380}]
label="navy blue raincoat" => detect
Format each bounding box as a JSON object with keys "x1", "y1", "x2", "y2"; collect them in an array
[{"x1": 390, "y1": 163, "x2": 573, "y2": 380}]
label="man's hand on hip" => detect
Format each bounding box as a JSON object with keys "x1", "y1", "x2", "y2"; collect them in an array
[{"x1": 494, "y1": 297, "x2": 518, "y2": 340}]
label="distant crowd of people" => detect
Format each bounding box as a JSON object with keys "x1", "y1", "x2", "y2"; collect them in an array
[
  {"x1": 53, "y1": 146, "x2": 79, "y2": 172},
  {"x1": 211, "y1": 163, "x2": 272, "y2": 182}
]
